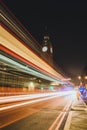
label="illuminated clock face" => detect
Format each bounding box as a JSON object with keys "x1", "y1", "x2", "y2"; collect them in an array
[{"x1": 42, "y1": 46, "x2": 48, "y2": 52}]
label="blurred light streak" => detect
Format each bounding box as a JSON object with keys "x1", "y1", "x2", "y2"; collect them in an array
[
  {"x1": 0, "y1": 54, "x2": 65, "y2": 84},
  {"x1": 0, "y1": 25, "x2": 69, "y2": 84},
  {"x1": 0, "y1": 91, "x2": 75, "y2": 111}
]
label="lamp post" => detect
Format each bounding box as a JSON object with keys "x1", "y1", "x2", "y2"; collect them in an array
[
  {"x1": 78, "y1": 76, "x2": 81, "y2": 80},
  {"x1": 78, "y1": 75, "x2": 87, "y2": 87},
  {"x1": 85, "y1": 76, "x2": 87, "y2": 80},
  {"x1": 78, "y1": 76, "x2": 82, "y2": 86}
]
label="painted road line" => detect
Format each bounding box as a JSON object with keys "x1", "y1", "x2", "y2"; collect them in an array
[
  {"x1": 64, "y1": 111, "x2": 73, "y2": 130},
  {"x1": 48, "y1": 101, "x2": 71, "y2": 130},
  {"x1": 55, "y1": 112, "x2": 66, "y2": 130},
  {"x1": 55, "y1": 101, "x2": 73, "y2": 130}
]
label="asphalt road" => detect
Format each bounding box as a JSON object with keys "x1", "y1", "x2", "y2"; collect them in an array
[{"x1": 0, "y1": 93, "x2": 75, "y2": 130}]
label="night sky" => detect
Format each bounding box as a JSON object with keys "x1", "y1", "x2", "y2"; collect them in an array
[{"x1": 1, "y1": 0, "x2": 87, "y2": 79}]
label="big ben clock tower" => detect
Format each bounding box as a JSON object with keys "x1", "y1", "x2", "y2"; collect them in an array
[{"x1": 42, "y1": 35, "x2": 53, "y2": 65}]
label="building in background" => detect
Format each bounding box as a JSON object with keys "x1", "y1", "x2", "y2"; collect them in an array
[{"x1": 42, "y1": 35, "x2": 53, "y2": 66}]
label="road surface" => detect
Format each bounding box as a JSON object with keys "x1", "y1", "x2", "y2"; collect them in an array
[{"x1": 0, "y1": 91, "x2": 75, "y2": 130}]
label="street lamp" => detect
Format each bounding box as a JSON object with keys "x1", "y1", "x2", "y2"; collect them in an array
[
  {"x1": 84, "y1": 76, "x2": 87, "y2": 80},
  {"x1": 78, "y1": 76, "x2": 81, "y2": 80},
  {"x1": 78, "y1": 75, "x2": 87, "y2": 87},
  {"x1": 78, "y1": 76, "x2": 82, "y2": 86}
]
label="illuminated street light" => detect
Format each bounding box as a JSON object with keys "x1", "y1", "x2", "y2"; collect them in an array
[
  {"x1": 85, "y1": 76, "x2": 87, "y2": 80},
  {"x1": 77, "y1": 76, "x2": 82, "y2": 86},
  {"x1": 78, "y1": 75, "x2": 87, "y2": 86},
  {"x1": 78, "y1": 76, "x2": 81, "y2": 80}
]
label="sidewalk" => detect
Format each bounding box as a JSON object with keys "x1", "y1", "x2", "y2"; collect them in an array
[
  {"x1": 64, "y1": 98, "x2": 87, "y2": 130},
  {"x1": 71, "y1": 98, "x2": 87, "y2": 111}
]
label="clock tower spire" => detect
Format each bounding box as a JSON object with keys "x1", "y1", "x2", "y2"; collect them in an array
[{"x1": 42, "y1": 34, "x2": 53, "y2": 65}]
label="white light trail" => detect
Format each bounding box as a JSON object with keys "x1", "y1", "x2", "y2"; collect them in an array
[
  {"x1": 0, "y1": 54, "x2": 65, "y2": 84},
  {"x1": 0, "y1": 91, "x2": 76, "y2": 111},
  {"x1": 0, "y1": 25, "x2": 69, "y2": 84}
]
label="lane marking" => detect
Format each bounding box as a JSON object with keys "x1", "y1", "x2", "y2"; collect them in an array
[
  {"x1": 48, "y1": 101, "x2": 70, "y2": 130},
  {"x1": 55, "y1": 112, "x2": 66, "y2": 130},
  {"x1": 64, "y1": 111, "x2": 73, "y2": 130},
  {"x1": 48, "y1": 100, "x2": 73, "y2": 130}
]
